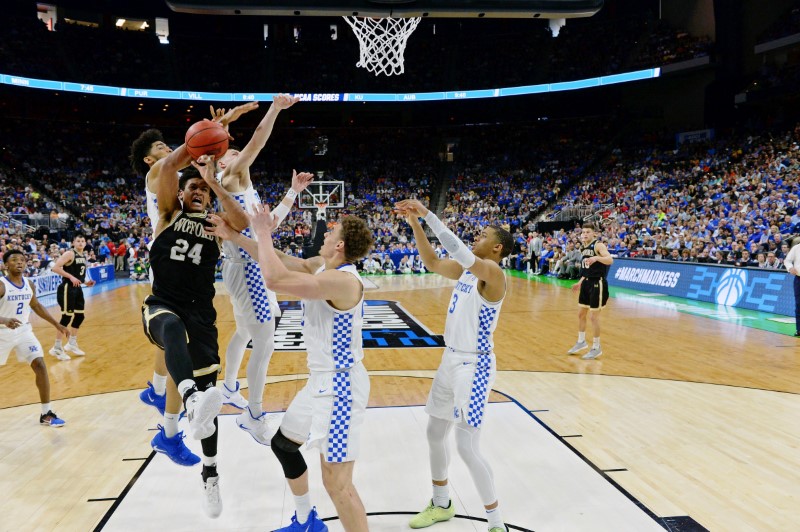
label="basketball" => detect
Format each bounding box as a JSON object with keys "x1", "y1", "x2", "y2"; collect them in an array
[{"x1": 184, "y1": 119, "x2": 229, "y2": 159}]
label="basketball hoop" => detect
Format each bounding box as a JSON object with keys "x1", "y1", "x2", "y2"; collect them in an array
[
  {"x1": 315, "y1": 202, "x2": 329, "y2": 221},
  {"x1": 343, "y1": 16, "x2": 421, "y2": 76}
]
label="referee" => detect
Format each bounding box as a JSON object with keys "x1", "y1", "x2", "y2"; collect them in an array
[{"x1": 784, "y1": 236, "x2": 800, "y2": 337}]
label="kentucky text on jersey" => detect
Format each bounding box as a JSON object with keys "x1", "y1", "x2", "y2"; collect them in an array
[
  {"x1": 454, "y1": 278, "x2": 475, "y2": 294},
  {"x1": 172, "y1": 217, "x2": 215, "y2": 241},
  {"x1": 5, "y1": 293, "x2": 32, "y2": 301}
]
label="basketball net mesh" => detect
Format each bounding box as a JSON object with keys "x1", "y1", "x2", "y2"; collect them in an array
[{"x1": 343, "y1": 16, "x2": 422, "y2": 76}]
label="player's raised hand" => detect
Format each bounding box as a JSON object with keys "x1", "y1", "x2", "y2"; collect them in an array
[
  {"x1": 291, "y1": 170, "x2": 314, "y2": 193},
  {"x1": 395, "y1": 199, "x2": 429, "y2": 217},
  {"x1": 205, "y1": 214, "x2": 237, "y2": 240},
  {"x1": 273, "y1": 93, "x2": 301, "y2": 110},
  {"x1": 191, "y1": 154, "x2": 216, "y2": 178},
  {"x1": 216, "y1": 102, "x2": 260, "y2": 127},
  {"x1": 249, "y1": 203, "x2": 277, "y2": 235}
]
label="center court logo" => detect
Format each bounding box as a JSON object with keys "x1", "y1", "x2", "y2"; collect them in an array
[
  {"x1": 715, "y1": 268, "x2": 748, "y2": 306},
  {"x1": 262, "y1": 300, "x2": 445, "y2": 351}
]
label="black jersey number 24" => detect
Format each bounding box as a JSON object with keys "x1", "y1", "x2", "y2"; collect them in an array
[{"x1": 170, "y1": 239, "x2": 204, "y2": 265}]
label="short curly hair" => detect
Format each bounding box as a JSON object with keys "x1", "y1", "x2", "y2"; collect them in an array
[
  {"x1": 340, "y1": 216, "x2": 374, "y2": 262},
  {"x1": 130, "y1": 129, "x2": 165, "y2": 177}
]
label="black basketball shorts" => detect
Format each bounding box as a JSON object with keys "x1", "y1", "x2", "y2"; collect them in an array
[
  {"x1": 141, "y1": 295, "x2": 220, "y2": 374},
  {"x1": 578, "y1": 277, "x2": 609, "y2": 311},
  {"x1": 57, "y1": 282, "x2": 85, "y2": 315}
]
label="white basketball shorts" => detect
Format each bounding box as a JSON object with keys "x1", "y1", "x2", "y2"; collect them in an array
[
  {"x1": 0, "y1": 323, "x2": 45, "y2": 365},
  {"x1": 280, "y1": 362, "x2": 370, "y2": 463},
  {"x1": 425, "y1": 347, "x2": 497, "y2": 429}
]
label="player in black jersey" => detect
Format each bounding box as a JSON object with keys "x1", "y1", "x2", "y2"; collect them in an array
[
  {"x1": 142, "y1": 152, "x2": 249, "y2": 519},
  {"x1": 49, "y1": 235, "x2": 95, "y2": 360},
  {"x1": 567, "y1": 223, "x2": 614, "y2": 360}
]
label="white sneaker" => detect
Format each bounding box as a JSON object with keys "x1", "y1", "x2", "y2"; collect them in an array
[
  {"x1": 582, "y1": 347, "x2": 603, "y2": 360},
  {"x1": 202, "y1": 475, "x2": 222, "y2": 518},
  {"x1": 236, "y1": 407, "x2": 277, "y2": 446},
  {"x1": 186, "y1": 388, "x2": 223, "y2": 440},
  {"x1": 567, "y1": 341, "x2": 589, "y2": 355},
  {"x1": 220, "y1": 382, "x2": 247, "y2": 409},
  {"x1": 64, "y1": 342, "x2": 86, "y2": 356},
  {"x1": 49, "y1": 346, "x2": 70, "y2": 361}
]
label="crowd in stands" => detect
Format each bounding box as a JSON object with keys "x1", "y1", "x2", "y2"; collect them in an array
[
  {"x1": 515, "y1": 123, "x2": 800, "y2": 276},
  {"x1": 1, "y1": 11, "x2": 711, "y2": 94},
  {"x1": 1, "y1": 111, "x2": 799, "y2": 285}
]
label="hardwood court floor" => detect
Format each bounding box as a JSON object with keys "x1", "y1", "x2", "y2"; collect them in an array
[{"x1": 0, "y1": 274, "x2": 798, "y2": 531}]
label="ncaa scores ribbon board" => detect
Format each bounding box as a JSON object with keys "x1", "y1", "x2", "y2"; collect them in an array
[{"x1": 608, "y1": 258, "x2": 794, "y2": 316}]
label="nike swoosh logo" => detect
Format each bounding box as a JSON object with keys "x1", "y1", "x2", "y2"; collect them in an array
[
  {"x1": 318, "y1": 389, "x2": 327, "y2": 393},
  {"x1": 153, "y1": 446, "x2": 166, "y2": 452},
  {"x1": 238, "y1": 424, "x2": 252, "y2": 431}
]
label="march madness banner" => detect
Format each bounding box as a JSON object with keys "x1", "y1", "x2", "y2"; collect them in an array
[{"x1": 608, "y1": 258, "x2": 794, "y2": 316}]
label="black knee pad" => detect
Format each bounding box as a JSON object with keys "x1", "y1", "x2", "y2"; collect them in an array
[
  {"x1": 71, "y1": 313, "x2": 85, "y2": 328},
  {"x1": 59, "y1": 314, "x2": 73, "y2": 327},
  {"x1": 271, "y1": 429, "x2": 307, "y2": 479}
]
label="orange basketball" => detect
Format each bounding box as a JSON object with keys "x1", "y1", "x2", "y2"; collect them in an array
[{"x1": 184, "y1": 119, "x2": 229, "y2": 159}]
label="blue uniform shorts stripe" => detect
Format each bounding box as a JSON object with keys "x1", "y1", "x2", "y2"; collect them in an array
[
  {"x1": 466, "y1": 353, "x2": 491, "y2": 428},
  {"x1": 232, "y1": 193, "x2": 271, "y2": 323},
  {"x1": 326, "y1": 371, "x2": 353, "y2": 462}
]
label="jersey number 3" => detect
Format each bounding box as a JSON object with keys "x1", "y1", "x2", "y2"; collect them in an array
[
  {"x1": 170, "y1": 239, "x2": 203, "y2": 265},
  {"x1": 448, "y1": 293, "x2": 458, "y2": 314}
]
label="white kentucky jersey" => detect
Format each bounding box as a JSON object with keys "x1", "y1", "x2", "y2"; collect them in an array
[
  {"x1": 302, "y1": 264, "x2": 365, "y2": 372},
  {"x1": 0, "y1": 277, "x2": 33, "y2": 326},
  {"x1": 219, "y1": 181, "x2": 279, "y2": 322},
  {"x1": 145, "y1": 175, "x2": 160, "y2": 234},
  {"x1": 444, "y1": 269, "x2": 504, "y2": 354}
]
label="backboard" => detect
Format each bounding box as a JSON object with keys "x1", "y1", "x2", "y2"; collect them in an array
[{"x1": 167, "y1": 0, "x2": 603, "y2": 19}]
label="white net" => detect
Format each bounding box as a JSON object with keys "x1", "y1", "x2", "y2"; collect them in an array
[{"x1": 343, "y1": 16, "x2": 422, "y2": 76}]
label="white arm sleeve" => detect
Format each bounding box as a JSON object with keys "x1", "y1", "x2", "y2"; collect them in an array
[
  {"x1": 423, "y1": 211, "x2": 476, "y2": 269},
  {"x1": 271, "y1": 189, "x2": 298, "y2": 226}
]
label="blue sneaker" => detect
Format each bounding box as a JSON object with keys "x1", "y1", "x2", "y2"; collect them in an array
[
  {"x1": 273, "y1": 508, "x2": 328, "y2": 532},
  {"x1": 40, "y1": 411, "x2": 65, "y2": 427},
  {"x1": 139, "y1": 381, "x2": 166, "y2": 415},
  {"x1": 151, "y1": 424, "x2": 201, "y2": 466}
]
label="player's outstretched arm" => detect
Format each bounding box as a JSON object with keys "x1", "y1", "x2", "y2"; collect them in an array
[
  {"x1": 399, "y1": 208, "x2": 463, "y2": 281},
  {"x1": 250, "y1": 204, "x2": 346, "y2": 299},
  {"x1": 29, "y1": 281, "x2": 69, "y2": 335},
  {"x1": 396, "y1": 199, "x2": 504, "y2": 294},
  {"x1": 205, "y1": 213, "x2": 322, "y2": 274},
  {"x1": 192, "y1": 155, "x2": 249, "y2": 232},
  {"x1": 225, "y1": 94, "x2": 299, "y2": 179},
  {"x1": 271, "y1": 170, "x2": 314, "y2": 226}
]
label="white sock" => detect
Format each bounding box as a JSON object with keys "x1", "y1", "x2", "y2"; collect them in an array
[
  {"x1": 152, "y1": 373, "x2": 167, "y2": 396},
  {"x1": 41, "y1": 403, "x2": 51, "y2": 415},
  {"x1": 54, "y1": 339, "x2": 62, "y2": 349},
  {"x1": 202, "y1": 455, "x2": 217, "y2": 467},
  {"x1": 432, "y1": 483, "x2": 449, "y2": 508},
  {"x1": 593, "y1": 337, "x2": 601, "y2": 349},
  {"x1": 248, "y1": 402, "x2": 263, "y2": 417},
  {"x1": 578, "y1": 332, "x2": 586, "y2": 343},
  {"x1": 177, "y1": 379, "x2": 196, "y2": 398},
  {"x1": 294, "y1": 492, "x2": 312, "y2": 524},
  {"x1": 68, "y1": 335, "x2": 78, "y2": 345},
  {"x1": 486, "y1": 505, "x2": 504, "y2": 529},
  {"x1": 164, "y1": 412, "x2": 180, "y2": 438}
]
